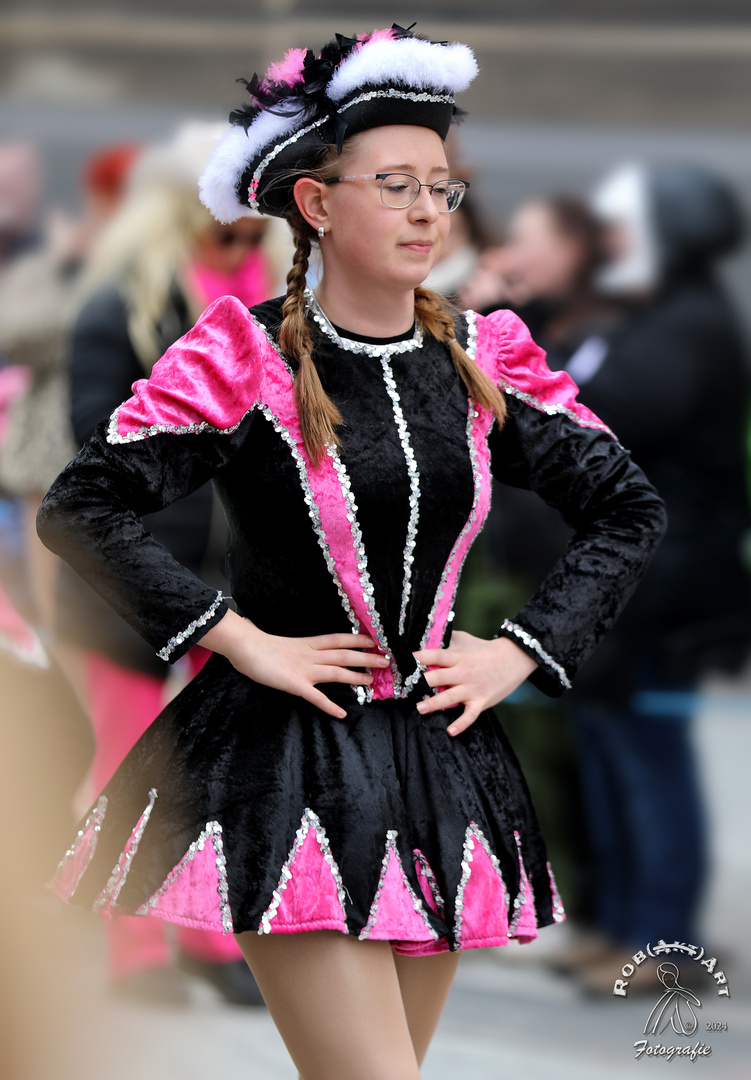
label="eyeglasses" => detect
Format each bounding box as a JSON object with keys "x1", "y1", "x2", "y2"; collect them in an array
[{"x1": 323, "y1": 173, "x2": 470, "y2": 213}]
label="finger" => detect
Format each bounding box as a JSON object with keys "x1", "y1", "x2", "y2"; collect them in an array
[
  {"x1": 300, "y1": 685, "x2": 349, "y2": 720},
  {"x1": 446, "y1": 705, "x2": 482, "y2": 737},
  {"x1": 415, "y1": 686, "x2": 466, "y2": 714},
  {"x1": 314, "y1": 648, "x2": 390, "y2": 668},
  {"x1": 413, "y1": 648, "x2": 457, "y2": 668},
  {"x1": 422, "y1": 666, "x2": 461, "y2": 689},
  {"x1": 308, "y1": 633, "x2": 379, "y2": 651},
  {"x1": 312, "y1": 666, "x2": 376, "y2": 686}
]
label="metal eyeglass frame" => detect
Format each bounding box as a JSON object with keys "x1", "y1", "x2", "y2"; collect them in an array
[{"x1": 323, "y1": 173, "x2": 470, "y2": 212}]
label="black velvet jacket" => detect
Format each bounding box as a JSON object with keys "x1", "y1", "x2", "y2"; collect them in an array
[{"x1": 37, "y1": 294, "x2": 666, "y2": 702}]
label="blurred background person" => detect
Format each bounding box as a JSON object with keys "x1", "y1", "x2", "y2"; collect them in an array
[
  {"x1": 547, "y1": 163, "x2": 751, "y2": 992},
  {"x1": 52, "y1": 120, "x2": 291, "y2": 1006}
]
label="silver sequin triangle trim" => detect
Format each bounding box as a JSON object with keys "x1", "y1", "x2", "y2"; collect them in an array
[
  {"x1": 47, "y1": 795, "x2": 108, "y2": 899},
  {"x1": 359, "y1": 830, "x2": 439, "y2": 941},
  {"x1": 92, "y1": 787, "x2": 158, "y2": 913}
]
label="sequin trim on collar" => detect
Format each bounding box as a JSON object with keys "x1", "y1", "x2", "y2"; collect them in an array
[
  {"x1": 499, "y1": 619, "x2": 572, "y2": 691},
  {"x1": 359, "y1": 830, "x2": 439, "y2": 941},
  {"x1": 47, "y1": 795, "x2": 107, "y2": 899},
  {"x1": 305, "y1": 289, "x2": 424, "y2": 358},
  {"x1": 92, "y1": 787, "x2": 157, "y2": 913},
  {"x1": 379, "y1": 354, "x2": 420, "y2": 636},
  {"x1": 453, "y1": 823, "x2": 510, "y2": 947},
  {"x1": 136, "y1": 820, "x2": 233, "y2": 934},
  {"x1": 156, "y1": 591, "x2": 224, "y2": 662},
  {"x1": 259, "y1": 808, "x2": 348, "y2": 935}
]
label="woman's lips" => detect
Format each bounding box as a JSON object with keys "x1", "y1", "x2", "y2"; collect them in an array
[{"x1": 400, "y1": 240, "x2": 434, "y2": 255}]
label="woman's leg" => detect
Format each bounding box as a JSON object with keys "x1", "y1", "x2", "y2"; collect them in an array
[
  {"x1": 393, "y1": 950, "x2": 461, "y2": 1066},
  {"x1": 235, "y1": 930, "x2": 422, "y2": 1080}
]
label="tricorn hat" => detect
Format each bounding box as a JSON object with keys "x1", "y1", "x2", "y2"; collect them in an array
[{"x1": 199, "y1": 24, "x2": 478, "y2": 222}]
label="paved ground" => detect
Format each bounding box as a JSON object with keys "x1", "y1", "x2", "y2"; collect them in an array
[{"x1": 14, "y1": 673, "x2": 749, "y2": 1080}]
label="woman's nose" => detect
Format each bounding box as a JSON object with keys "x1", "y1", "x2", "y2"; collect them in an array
[{"x1": 408, "y1": 186, "x2": 440, "y2": 223}]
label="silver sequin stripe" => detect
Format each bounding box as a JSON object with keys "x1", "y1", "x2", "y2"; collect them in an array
[
  {"x1": 106, "y1": 405, "x2": 251, "y2": 445},
  {"x1": 305, "y1": 288, "x2": 424, "y2": 357},
  {"x1": 156, "y1": 591, "x2": 225, "y2": 662},
  {"x1": 546, "y1": 861, "x2": 567, "y2": 923},
  {"x1": 453, "y1": 823, "x2": 511, "y2": 947},
  {"x1": 414, "y1": 850, "x2": 446, "y2": 920},
  {"x1": 47, "y1": 795, "x2": 108, "y2": 897},
  {"x1": 92, "y1": 787, "x2": 158, "y2": 913},
  {"x1": 337, "y1": 89, "x2": 454, "y2": 114},
  {"x1": 359, "y1": 830, "x2": 439, "y2": 942},
  {"x1": 259, "y1": 404, "x2": 361, "y2": 637},
  {"x1": 497, "y1": 379, "x2": 615, "y2": 438},
  {"x1": 327, "y1": 443, "x2": 399, "y2": 699},
  {"x1": 259, "y1": 808, "x2": 348, "y2": 935},
  {"x1": 248, "y1": 115, "x2": 329, "y2": 212},
  {"x1": 379, "y1": 354, "x2": 421, "y2": 636},
  {"x1": 414, "y1": 312, "x2": 481, "y2": 665},
  {"x1": 136, "y1": 821, "x2": 233, "y2": 935},
  {"x1": 508, "y1": 829, "x2": 531, "y2": 937},
  {"x1": 499, "y1": 619, "x2": 572, "y2": 691}
]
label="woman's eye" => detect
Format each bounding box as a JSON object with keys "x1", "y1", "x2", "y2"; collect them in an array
[{"x1": 386, "y1": 182, "x2": 409, "y2": 194}]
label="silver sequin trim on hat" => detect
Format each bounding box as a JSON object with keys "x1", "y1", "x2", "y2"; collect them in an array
[
  {"x1": 499, "y1": 619, "x2": 572, "y2": 691},
  {"x1": 508, "y1": 829, "x2": 532, "y2": 936},
  {"x1": 136, "y1": 820, "x2": 233, "y2": 934},
  {"x1": 47, "y1": 795, "x2": 108, "y2": 898},
  {"x1": 258, "y1": 404, "x2": 361, "y2": 636},
  {"x1": 156, "y1": 591, "x2": 224, "y2": 662},
  {"x1": 247, "y1": 115, "x2": 329, "y2": 212},
  {"x1": 546, "y1": 860, "x2": 566, "y2": 923},
  {"x1": 305, "y1": 289, "x2": 424, "y2": 358},
  {"x1": 378, "y1": 354, "x2": 420, "y2": 636},
  {"x1": 359, "y1": 830, "x2": 439, "y2": 941},
  {"x1": 337, "y1": 89, "x2": 455, "y2": 115},
  {"x1": 453, "y1": 823, "x2": 509, "y2": 947},
  {"x1": 327, "y1": 442, "x2": 398, "y2": 698},
  {"x1": 418, "y1": 313, "x2": 483, "y2": 658},
  {"x1": 259, "y1": 808, "x2": 348, "y2": 935},
  {"x1": 92, "y1": 787, "x2": 158, "y2": 913},
  {"x1": 414, "y1": 850, "x2": 446, "y2": 920}
]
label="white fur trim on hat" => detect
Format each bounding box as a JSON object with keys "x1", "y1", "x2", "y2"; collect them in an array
[
  {"x1": 199, "y1": 106, "x2": 312, "y2": 223},
  {"x1": 327, "y1": 38, "x2": 477, "y2": 102}
]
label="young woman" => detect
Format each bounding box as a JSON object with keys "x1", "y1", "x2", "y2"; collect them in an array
[{"x1": 38, "y1": 27, "x2": 666, "y2": 1080}]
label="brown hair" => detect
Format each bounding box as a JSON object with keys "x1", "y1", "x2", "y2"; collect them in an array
[{"x1": 277, "y1": 141, "x2": 506, "y2": 464}]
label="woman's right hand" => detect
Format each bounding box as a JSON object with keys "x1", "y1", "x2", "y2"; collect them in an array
[{"x1": 199, "y1": 609, "x2": 389, "y2": 718}]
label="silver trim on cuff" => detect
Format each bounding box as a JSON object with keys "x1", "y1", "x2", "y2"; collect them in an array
[
  {"x1": 499, "y1": 619, "x2": 572, "y2": 691},
  {"x1": 157, "y1": 591, "x2": 224, "y2": 662}
]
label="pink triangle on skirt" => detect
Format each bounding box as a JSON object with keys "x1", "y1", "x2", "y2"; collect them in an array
[
  {"x1": 267, "y1": 824, "x2": 347, "y2": 933},
  {"x1": 458, "y1": 830, "x2": 510, "y2": 947},
  {"x1": 140, "y1": 826, "x2": 229, "y2": 932},
  {"x1": 364, "y1": 847, "x2": 435, "y2": 941}
]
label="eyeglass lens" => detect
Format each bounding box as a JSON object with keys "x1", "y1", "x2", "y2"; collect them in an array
[{"x1": 380, "y1": 175, "x2": 466, "y2": 212}]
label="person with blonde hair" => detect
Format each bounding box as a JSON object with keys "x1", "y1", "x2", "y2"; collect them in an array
[{"x1": 39, "y1": 26, "x2": 665, "y2": 1078}]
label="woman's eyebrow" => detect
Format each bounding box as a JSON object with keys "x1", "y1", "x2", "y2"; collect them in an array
[{"x1": 380, "y1": 163, "x2": 450, "y2": 175}]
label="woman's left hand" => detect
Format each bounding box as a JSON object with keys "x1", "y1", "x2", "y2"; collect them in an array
[{"x1": 413, "y1": 631, "x2": 539, "y2": 737}]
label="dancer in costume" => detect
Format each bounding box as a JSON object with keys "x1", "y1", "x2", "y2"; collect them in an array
[{"x1": 38, "y1": 26, "x2": 666, "y2": 1079}]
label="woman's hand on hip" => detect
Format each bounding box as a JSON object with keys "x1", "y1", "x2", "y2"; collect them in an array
[
  {"x1": 199, "y1": 609, "x2": 389, "y2": 718},
  {"x1": 413, "y1": 631, "x2": 538, "y2": 736}
]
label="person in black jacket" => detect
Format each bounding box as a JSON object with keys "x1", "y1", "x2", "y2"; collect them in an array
[{"x1": 558, "y1": 164, "x2": 751, "y2": 991}]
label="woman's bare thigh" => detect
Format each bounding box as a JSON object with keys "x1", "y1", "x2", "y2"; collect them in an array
[{"x1": 393, "y1": 950, "x2": 461, "y2": 1065}]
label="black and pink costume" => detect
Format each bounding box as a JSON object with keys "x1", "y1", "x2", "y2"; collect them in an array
[{"x1": 37, "y1": 291, "x2": 665, "y2": 954}]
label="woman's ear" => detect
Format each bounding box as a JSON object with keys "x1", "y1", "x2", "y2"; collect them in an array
[{"x1": 293, "y1": 177, "x2": 329, "y2": 235}]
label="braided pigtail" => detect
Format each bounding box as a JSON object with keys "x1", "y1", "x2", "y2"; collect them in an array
[
  {"x1": 277, "y1": 211, "x2": 343, "y2": 464},
  {"x1": 414, "y1": 286, "x2": 506, "y2": 427}
]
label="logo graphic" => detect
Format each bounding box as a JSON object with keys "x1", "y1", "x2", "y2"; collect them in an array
[{"x1": 609, "y1": 940, "x2": 730, "y2": 1062}]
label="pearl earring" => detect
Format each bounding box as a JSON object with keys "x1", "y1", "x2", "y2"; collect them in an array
[{"x1": 318, "y1": 226, "x2": 325, "y2": 239}]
